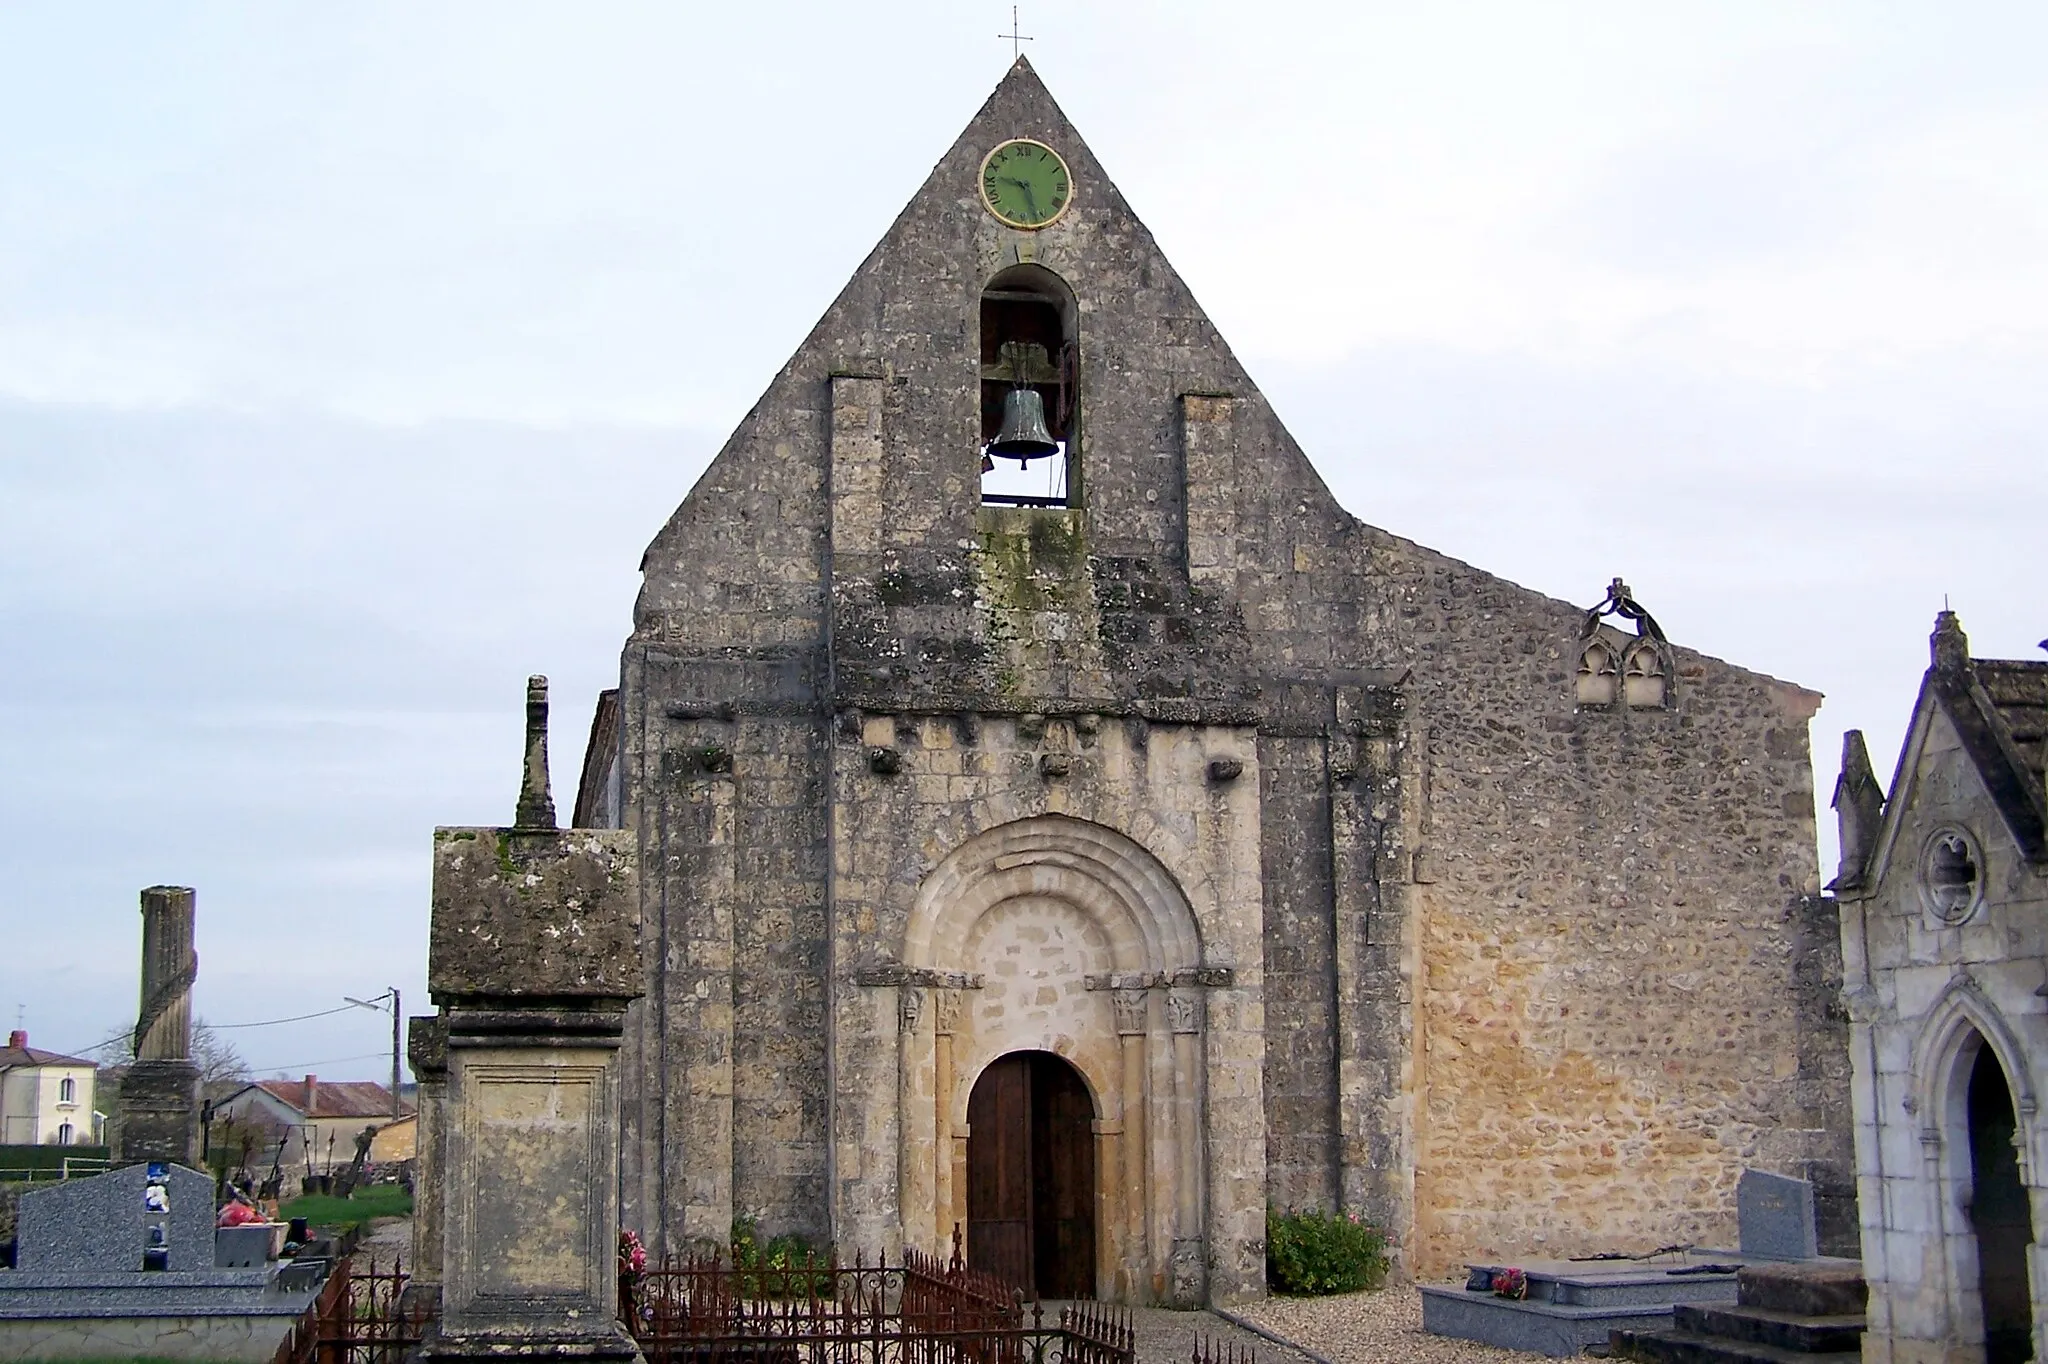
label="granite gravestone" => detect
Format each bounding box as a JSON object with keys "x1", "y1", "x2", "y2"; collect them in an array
[
  {"x1": 15, "y1": 1163, "x2": 214, "y2": 1273},
  {"x1": 1737, "y1": 1168, "x2": 1818, "y2": 1261}
]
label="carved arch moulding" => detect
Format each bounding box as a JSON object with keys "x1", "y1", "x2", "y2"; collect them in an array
[{"x1": 899, "y1": 813, "x2": 1208, "y2": 980}]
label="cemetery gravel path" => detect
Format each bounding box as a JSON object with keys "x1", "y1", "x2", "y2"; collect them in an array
[{"x1": 1225, "y1": 1286, "x2": 1551, "y2": 1364}]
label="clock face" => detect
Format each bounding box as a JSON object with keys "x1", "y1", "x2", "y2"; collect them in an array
[{"x1": 979, "y1": 139, "x2": 1072, "y2": 229}]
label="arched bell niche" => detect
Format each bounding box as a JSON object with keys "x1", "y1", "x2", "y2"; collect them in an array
[{"x1": 979, "y1": 264, "x2": 1079, "y2": 508}]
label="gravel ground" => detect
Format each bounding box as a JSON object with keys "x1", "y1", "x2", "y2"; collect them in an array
[
  {"x1": 1230, "y1": 1285, "x2": 1553, "y2": 1364},
  {"x1": 1120, "y1": 1305, "x2": 1318, "y2": 1364},
  {"x1": 358, "y1": 1214, "x2": 412, "y2": 1261}
]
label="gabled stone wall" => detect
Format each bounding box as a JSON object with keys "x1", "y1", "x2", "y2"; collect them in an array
[{"x1": 609, "y1": 59, "x2": 1848, "y2": 1289}]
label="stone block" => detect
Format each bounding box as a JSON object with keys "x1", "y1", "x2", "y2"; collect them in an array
[{"x1": 428, "y1": 827, "x2": 638, "y2": 1001}]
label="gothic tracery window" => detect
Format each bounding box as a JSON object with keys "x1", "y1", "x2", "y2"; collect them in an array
[
  {"x1": 1623, "y1": 641, "x2": 1668, "y2": 709},
  {"x1": 1576, "y1": 642, "x2": 1618, "y2": 706},
  {"x1": 1922, "y1": 827, "x2": 1983, "y2": 925}
]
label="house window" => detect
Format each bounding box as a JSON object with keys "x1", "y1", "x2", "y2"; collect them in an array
[
  {"x1": 980, "y1": 264, "x2": 1077, "y2": 507},
  {"x1": 56, "y1": 1122, "x2": 74, "y2": 1145},
  {"x1": 58, "y1": 1077, "x2": 75, "y2": 1104}
]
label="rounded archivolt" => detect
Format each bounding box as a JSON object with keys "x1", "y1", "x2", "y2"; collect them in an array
[{"x1": 902, "y1": 814, "x2": 1203, "y2": 978}]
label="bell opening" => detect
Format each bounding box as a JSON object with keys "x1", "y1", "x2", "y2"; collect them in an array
[{"x1": 979, "y1": 264, "x2": 1076, "y2": 508}]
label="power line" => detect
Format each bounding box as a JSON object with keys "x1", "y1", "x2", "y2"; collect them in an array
[
  {"x1": 65, "y1": 1000, "x2": 386, "y2": 1056},
  {"x1": 209, "y1": 1004, "x2": 363, "y2": 1030},
  {"x1": 245, "y1": 1051, "x2": 391, "y2": 1073}
]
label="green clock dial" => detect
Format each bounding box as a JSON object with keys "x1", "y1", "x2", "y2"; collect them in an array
[{"x1": 979, "y1": 139, "x2": 1072, "y2": 229}]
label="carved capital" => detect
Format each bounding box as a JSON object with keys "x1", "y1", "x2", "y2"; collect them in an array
[
  {"x1": 1112, "y1": 989, "x2": 1148, "y2": 1036},
  {"x1": 934, "y1": 989, "x2": 963, "y2": 1037},
  {"x1": 1166, "y1": 989, "x2": 1203, "y2": 1035},
  {"x1": 899, "y1": 986, "x2": 925, "y2": 1035}
]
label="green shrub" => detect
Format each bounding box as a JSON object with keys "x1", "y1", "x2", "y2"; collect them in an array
[
  {"x1": 1265, "y1": 1206, "x2": 1388, "y2": 1296},
  {"x1": 730, "y1": 1214, "x2": 830, "y2": 1297}
]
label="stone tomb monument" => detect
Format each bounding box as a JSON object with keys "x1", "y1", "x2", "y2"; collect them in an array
[
  {"x1": 419, "y1": 676, "x2": 644, "y2": 1363},
  {"x1": 1736, "y1": 1168, "x2": 1820, "y2": 1262},
  {"x1": 15, "y1": 1162, "x2": 213, "y2": 1273},
  {"x1": 0, "y1": 1163, "x2": 319, "y2": 1363}
]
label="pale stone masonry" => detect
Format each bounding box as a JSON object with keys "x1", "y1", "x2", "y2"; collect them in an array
[
  {"x1": 1833, "y1": 613, "x2": 2048, "y2": 1363},
  {"x1": 570, "y1": 60, "x2": 1850, "y2": 1299}
]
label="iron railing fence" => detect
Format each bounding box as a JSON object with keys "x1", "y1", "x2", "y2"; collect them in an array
[
  {"x1": 622, "y1": 1236, "x2": 1133, "y2": 1364},
  {"x1": 270, "y1": 1255, "x2": 430, "y2": 1364}
]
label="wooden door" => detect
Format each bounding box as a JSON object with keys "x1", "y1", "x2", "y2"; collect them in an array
[
  {"x1": 967, "y1": 1052, "x2": 1096, "y2": 1298},
  {"x1": 1031, "y1": 1054, "x2": 1096, "y2": 1298},
  {"x1": 967, "y1": 1054, "x2": 1032, "y2": 1291}
]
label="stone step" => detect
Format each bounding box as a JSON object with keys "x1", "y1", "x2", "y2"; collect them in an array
[
  {"x1": 1735, "y1": 1261, "x2": 1866, "y2": 1318},
  {"x1": 1610, "y1": 1326, "x2": 1862, "y2": 1364},
  {"x1": 1673, "y1": 1303, "x2": 1865, "y2": 1354}
]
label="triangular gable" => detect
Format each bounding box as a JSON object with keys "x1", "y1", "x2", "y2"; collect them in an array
[
  {"x1": 638, "y1": 56, "x2": 1327, "y2": 590},
  {"x1": 1858, "y1": 660, "x2": 2048, "y2": 892}
]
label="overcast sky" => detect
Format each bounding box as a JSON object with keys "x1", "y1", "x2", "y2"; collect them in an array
[{"x1": 2, "y1": 3, "x2": 2041, "y2": 1085}]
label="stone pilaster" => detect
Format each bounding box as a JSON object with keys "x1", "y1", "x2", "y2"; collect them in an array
[{"x1": 405, "y1": 1013, "x2": 449, "y2": 1307}]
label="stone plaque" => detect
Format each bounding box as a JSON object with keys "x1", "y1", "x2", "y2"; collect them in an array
[
  {"x1": 16, "y1": 1162, "x2": 214, "y2": 1272},
  {"x1": 1737, "y1": 1168, "x2": 1818, "y2": 1261}
]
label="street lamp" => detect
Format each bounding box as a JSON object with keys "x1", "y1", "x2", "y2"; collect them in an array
[{"x1": 343, "y1": 988, "x2": 403, "y2": 1121}]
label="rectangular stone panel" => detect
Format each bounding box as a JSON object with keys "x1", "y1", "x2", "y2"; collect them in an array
[{"x1": 454, "y1": 1056, "x2": 609, "y2": 1308}]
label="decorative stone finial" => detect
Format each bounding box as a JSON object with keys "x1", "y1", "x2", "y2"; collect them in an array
[
  {"x1": 1831, "y1": 730, "x2": 1885, "y2": 892},
  {"x1": 516, "y1": 675, "x2": 557, "y2": 831},
  {"x1": 1930, "y1": 610, "x2": 1970, "y2": 675}
]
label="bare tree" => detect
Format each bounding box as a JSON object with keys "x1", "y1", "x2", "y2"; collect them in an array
[{"x1": 95, "y1": 1016, "x2": 252, "y2": 1098}]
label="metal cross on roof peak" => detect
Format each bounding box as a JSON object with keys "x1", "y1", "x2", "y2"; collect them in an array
[{"x1": 999, "y1": 6, "x2": 1034, "y2": 61}]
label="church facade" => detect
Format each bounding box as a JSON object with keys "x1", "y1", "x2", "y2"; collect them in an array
[{"x1": 577, "y1": 63, "x2": 1852, "y2": 1303}]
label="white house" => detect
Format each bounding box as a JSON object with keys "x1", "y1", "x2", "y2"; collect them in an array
[{"x1": 0, "y1": 1031, "x2": 98, "y2": 1146}]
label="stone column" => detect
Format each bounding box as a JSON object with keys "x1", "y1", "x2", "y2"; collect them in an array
[
  {"x1": 422, "y1": 676, "x2": 644, "y2": 1364},
  {"x1": 933, "y1": 990, "x2": 963, "y2": 1249},
  {"x1": 1113, "y1": 988, "x2": 1151, "y2": 1300},
  {"x1": 405, "y1": 1014, "x2": 449, "y2": 1307},
  {"x1": 896, "y1": 986, "x2": 932, "y2": 1258},
  {"x1": 118, "y1": 886, "x2": 202, "y2": 1168},
  {"x1": 1166, "y1": 985, "x2": 1207, "y2": 1307}
]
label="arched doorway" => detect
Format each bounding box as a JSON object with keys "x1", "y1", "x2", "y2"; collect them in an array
[
  {"x1": 966, "y1": 1051, "x2": 1096, "y2": 1298},
  {"x1": 1967, "y1": 1042, "x2": 2035, "y2": 1364}
]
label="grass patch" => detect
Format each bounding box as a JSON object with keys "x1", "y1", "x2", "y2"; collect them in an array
[{"x1": 279, "y1": 1183, "x2": 413, "y2": 1230}]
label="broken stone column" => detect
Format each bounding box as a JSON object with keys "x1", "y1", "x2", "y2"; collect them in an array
[
  {"x1": 422, "y1": 677, "x2": 643, "y2": 1364},
  {"x1": 117, "y1": 886, "x2": 202, "y2": 1168}
]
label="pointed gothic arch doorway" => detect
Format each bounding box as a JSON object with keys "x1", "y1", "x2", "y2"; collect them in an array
[
  {"x1": 1966, "y1": 1041, "x2": 2035, "y2": 1364},
  {"x1": 966, "y1": 1051, "x2": 1096, "y2": 1298}
]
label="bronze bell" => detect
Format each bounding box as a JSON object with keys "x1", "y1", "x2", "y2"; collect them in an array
[{"x1": 987, "y1": 387, "x2": 1058, "y2": 461}]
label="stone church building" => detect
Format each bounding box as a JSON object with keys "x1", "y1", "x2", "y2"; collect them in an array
[
  {"x1": 568, "y1": 61, "x2": 1851, "y2": 1304},
  {"x1": 1832, "y1": 614, "x2": 2047, "y2": 1363}
]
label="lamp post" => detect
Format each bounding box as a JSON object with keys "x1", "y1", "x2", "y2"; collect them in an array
[{"x1": 344, "y1": 988, "x2": 404, "y2": 1121}]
